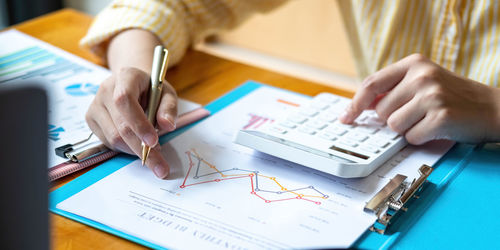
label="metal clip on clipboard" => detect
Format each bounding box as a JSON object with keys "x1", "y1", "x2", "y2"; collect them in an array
[
  {"x1": 55, "y1": 133, "x2": 109, "y2": 163},
  {"x1": 364, "y1": 164, "x2": 433, "y2": 234}
]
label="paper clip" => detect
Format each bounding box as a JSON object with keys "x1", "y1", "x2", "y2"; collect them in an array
[
  {"x1": 55, "y1": 133, "x2": 94, "y2": 158},
  {"x1": 55, "y1": 133, "x2": 110, "y2": 162}
]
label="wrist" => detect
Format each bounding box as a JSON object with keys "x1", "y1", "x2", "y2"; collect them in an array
[{"x1": 107, "y1": 29, "x2": 162, "y2": 74}]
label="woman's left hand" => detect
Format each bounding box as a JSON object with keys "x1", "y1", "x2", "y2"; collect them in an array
[{"x1": 340, "y1": 54, "x2": 500, "y2": 144}]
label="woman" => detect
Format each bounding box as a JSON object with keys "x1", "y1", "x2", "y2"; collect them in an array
[{"x1": 82, "y1": 0, "x2": 500, "y2": 178}]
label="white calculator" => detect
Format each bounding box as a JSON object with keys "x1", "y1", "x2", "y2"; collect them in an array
[{"x1": 234, "y1": 93, "x2": 407, "y2": 178}]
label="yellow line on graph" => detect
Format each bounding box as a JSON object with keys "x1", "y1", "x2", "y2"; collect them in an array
[
  {"x1": 189, "y1": 149, "x2": 325, "y2": 200},
  {"x1": 259, "y1": 175, "x2": 304, "y2": 196}
]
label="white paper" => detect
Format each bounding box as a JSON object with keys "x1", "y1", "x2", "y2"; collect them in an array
[
  {"x1": 0, "y1": 30, "x2": 200, "y2": 168},
  {"x1": 57, "y1": 87, "x2": 452, "y2": 249}
]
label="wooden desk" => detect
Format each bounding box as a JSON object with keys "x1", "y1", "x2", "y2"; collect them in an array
[{"x1": 13, "y1": 9, "x2": 354, "y2": 249}]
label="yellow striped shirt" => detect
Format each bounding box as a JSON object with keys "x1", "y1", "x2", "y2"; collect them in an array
[{"x1": 81, "y1": 0, "x2": 500, "y2": 87}]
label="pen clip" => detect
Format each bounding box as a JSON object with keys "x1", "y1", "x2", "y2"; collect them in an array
[
  {"x1": 151, "y1": 46, "x2": 170, "y2": 88},
  {"x1": 158, "y1": 48, "x2": 169, "y2": 83}
]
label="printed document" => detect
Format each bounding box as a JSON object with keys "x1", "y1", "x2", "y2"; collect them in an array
[
  {"x1": 57, "y1": 86, "x2": 452, "y2": 249},
  {"x1": 0, "y1": 30, "x2": 200, "y2": 167}
]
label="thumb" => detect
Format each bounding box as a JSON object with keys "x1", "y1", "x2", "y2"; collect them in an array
[{"x1": 156, "y1": 83, "x2": 178, "y2": 133}]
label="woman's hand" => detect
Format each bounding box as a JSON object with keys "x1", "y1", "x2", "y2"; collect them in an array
[
  {"x1": 85, "y1": 29, "x2": 177, "y2": 179},
  {"x1": 340, "y1": 54, "x2": 500, "y2": 144},
  {"x1": 86, "y1": 67, "x2": 178, "y2": 179}
]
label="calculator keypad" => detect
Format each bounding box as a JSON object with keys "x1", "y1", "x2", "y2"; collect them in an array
[{"x1": 266, "y1": 93, "x2": 403, "y2": 159}]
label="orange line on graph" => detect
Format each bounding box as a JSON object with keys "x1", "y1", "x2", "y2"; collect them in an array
[
  {"x1": 180, "y1": 149, "x2": 329, "y2": 205},
  {"x1": 277, "y1": 99, "x2": 300, "y2": 107}
]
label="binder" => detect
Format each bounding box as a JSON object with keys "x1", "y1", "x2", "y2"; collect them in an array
[{"x1": 50, "y1": 81, "x2": 500, "y2": 249}]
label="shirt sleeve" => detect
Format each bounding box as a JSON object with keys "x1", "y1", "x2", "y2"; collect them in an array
[{"x1": 80, "y1": 0, "x2": 287, "y2": 66}]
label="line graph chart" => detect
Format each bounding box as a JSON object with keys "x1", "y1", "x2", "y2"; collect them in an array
[{"x1": 180, "y1": 149, "x2": 329, "y2": 205}]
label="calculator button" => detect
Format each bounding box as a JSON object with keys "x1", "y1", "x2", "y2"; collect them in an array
[
  {"x1": 299, "y1": 108, "x2": 319, "y2": 117},
  {"x1": 355, "y1": 112, "x2": 370, "y2": 122},
  {"x1": 287, "y1": 114, "x2": 308, "y2": 124},
  {"x1": 318, "y1": 113, "x2": 337, "y2": 123},
  {"x1": 269, "y1": 126, "x2": 287, "y2": 134},
  {"x1": 338, "y1": 138, "x2": 359, "y2": 147},
  {"x1": 355, "y1": 126, "x2": 379, "y2": 134},
  {"x1": 318, "y1": 132, "x2": 337, "y2": 141},
  {"x1": 366, "y1": 138, "x2": 390, "y2": 148},
  {"x1": 298, "y1": 126, "x2": 316, "y2": 135},
  {"x1": 315, "y1": 94, "x2": 339, "y2": 104},
  {"x1": 376, "y1": 128, "x2": 400, "y2": 140},
  {"x1": 309, "y1": 101, "x2": 330, "y2": 110},
  {"x1": 334, "y1": 121, "x2": 356, "y2": 129},
  {"x1": 326, "y1": 126, "x2": 347, "y2": 136},
  {"x1": 364, "y1": 116, "x2": 385, "y2": 126},
  {"x1": 305, "y1": 120, "x2": 327, "y2": 130},
  {"x1": 345, "y1": 132, "x2": 368, "y2": 142},
  {"x1": 280, "y1": 121, "x2": 297, "y2": 129},
  {"x1": 333, "y1": 99, "x2": 350, "y2": 109},
  {"x1": 327, "y1": 107, "x2": 342, "y2": 115},
  {"x1": 359, "y1": 145, "x2": 380, "y2": 154}
]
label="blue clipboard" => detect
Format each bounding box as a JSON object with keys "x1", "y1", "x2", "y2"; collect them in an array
[{"x1": 50, "y1": 80, "x2": 500, "y2": 249}]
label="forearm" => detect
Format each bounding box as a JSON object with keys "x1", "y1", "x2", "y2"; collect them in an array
[{"x1": 107, "y1": 29, "x2": 162, "y2": 74}]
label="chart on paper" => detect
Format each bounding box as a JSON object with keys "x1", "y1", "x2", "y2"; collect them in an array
[
  {"x1": 0, "y1": 30, "x2": 112, "y2": 167},
  {"x1": 0, "y1": 46, "x2": 92, "y2": 83},
  {"x1": 181, "y1": 148, "x2": 329, "y2": 205}
]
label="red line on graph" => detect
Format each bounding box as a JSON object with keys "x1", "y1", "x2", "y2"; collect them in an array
[
  {"x1": 251, "y1": 192, "x2": 268, "y2": 202},
  {"x1": 180, "y1": 151, "x2": 194, "y2": 188},
  {"x1": 182, "y1": 175, "x2": 250, "y2": 188},
  {"x1": 250, "y1": 173, "x2": 255, "y2": 191},
  {"x1": 267, "y1": 197, "x2": 301, "y2": 203},
  {"x1": 181, "y1": 150, "x2": 326, "y2": 205}
]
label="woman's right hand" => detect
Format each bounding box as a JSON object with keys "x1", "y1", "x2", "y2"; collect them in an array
[{"x1": 85, "y1": 67, "x2": 178, "y2": 179}]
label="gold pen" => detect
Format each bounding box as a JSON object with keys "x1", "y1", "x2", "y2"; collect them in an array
[{"x1": 142, "y1": 45, "x2": 170, "y2": 166}]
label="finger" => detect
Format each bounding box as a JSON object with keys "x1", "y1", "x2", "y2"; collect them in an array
[
  {"x1": 85, "y1": 77, "x2": 118, "y2": 150},
  {"x1": 385, "y1": 95, "x2": 427, "y2": 135},
  {"x1": 85, "y1": 112, "x2": 107, "y2": 149},
  {"x1": 106, "y1": 116, "x2": 170, "y2": 179},
  {"x1": 145, "y1": 145, "x2": 170, "y2": 179},
  {"x1": 404, "y1": 113, "x2": 442, "y2": 145},
  {"x1": 113, "y1": 68, "x2": 158, "y2": 147},
  {"x1": 106, "y1": 107, "x2": 143, "y2": 156},
  {"x1": 93, "y1": 105, "x2": 134, "y2": 154},
  {"x1": 156, "y1": 83, "x2": 178, "y2": 132},
  {"x1": 367, "y1": 93, "x2": 387, "y2": 109},
  {"x1": 340, "y1": 56, "x2": 416, "y2": 123},
  {"x1": 375, "y1": 77, "x2": 417, "y2": 121}
]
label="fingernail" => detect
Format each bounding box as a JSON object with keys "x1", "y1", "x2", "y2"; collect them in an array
[
  {"x1": 154, "y1": 165, "x2": 167, "y2": 179},
  {"x1": 165, "y1": 115, "x2": 177, "y2": 130},
  {"x1": 143, "y1": 133, "x2": 157, "y2": 147}
]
